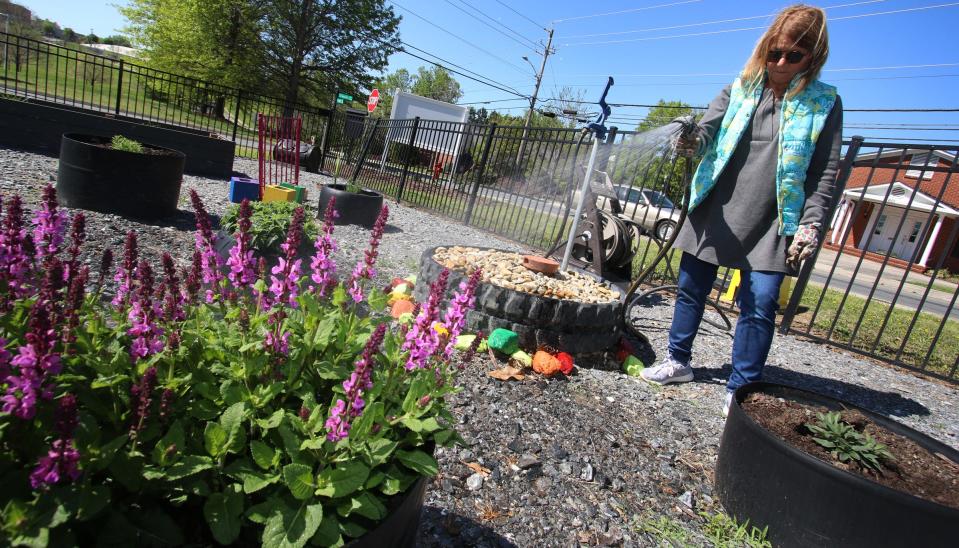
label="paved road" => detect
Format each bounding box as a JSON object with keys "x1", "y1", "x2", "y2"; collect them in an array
[{"x1": 807, "y1": 247, "x2": 959, "y2": 321}]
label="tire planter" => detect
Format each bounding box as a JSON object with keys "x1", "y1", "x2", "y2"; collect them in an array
[
  {"x1": 318, "y1": 184, "x2": 384, "y2": 228},
  {"x1": 56, "y1": 133, "x2": 186, "y2": 219},
  {"x1": 716, "y1": 382, "x2": 959, "y2": 548},
  {"x1": 347, "y1": 476, "x2": 428, "y2": 548},
  {"x1": 414, "y1": 247, "x2": 622, "y2": 367}
]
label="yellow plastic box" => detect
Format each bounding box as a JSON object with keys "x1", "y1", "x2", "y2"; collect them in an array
[{"x1": 262, "y1": 185, "x2": 296, "y2": 203}]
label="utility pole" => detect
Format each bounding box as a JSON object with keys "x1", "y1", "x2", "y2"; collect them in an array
[{"x1": 515, "y1": 27, "x2": 554, "y2": 168}]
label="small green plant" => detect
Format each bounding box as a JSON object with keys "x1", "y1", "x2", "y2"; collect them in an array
[
  {"x1": 805, "y1": 411, "x2": 894, "y2": 472},
  {"x1": 701, "y1": 511, "x2": 772, "y2": 548},
  {"x1": 637, "y1": 514, "x2": 693, "y2": 547},
  {"x1": 332, "y1": 154, "x2": 362, "y2": 193},
  {"x1": 221, "y1": 200, "x2": 319, "y2": 257},
  {"x1": 111, "y1": 134, "x2": 144, "y2": 153}
]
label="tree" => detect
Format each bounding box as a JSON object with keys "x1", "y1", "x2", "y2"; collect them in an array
[
  {"x1": 103, "y1": 35, "x2": 133, "y2": 47},
  {"x1": 369, "y1": 68, "x2": 412, "y2": 118},
  {"x1": 85, "y1": 33, "x2": 100, "y2": 44},
  {"x1": 468, "y1": 107, "x2": 489, "y2": 125},
  {"x1": 258, "y1": 0, "x2": 401, "y2": 112},
  {"x1": 62, "y1": 27, "x2": 80, "y2": 42},
  {"x1": 410, "y1": 66, "x2": 461, "y2": 103},
  {"x1": 634, "y1": 99, "x2": 697, "y2": 132}
]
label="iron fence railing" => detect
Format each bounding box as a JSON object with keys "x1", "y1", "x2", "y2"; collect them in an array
[{"x1": 0, "y1": 32, "x2": 331, "y2": 158}]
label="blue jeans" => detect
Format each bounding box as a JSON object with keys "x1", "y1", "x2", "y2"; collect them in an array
[{"x1": 667, "y1": 253, "x2": 785, "y2": 391}]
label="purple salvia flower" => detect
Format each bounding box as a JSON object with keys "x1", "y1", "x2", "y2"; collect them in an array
[
  {"x1": 182, "y1": 250, "x2": 202, "y2": 304},
  {"x1": 346, "y1": 204, "x2": 388, "y2": 303},
  {"x1": 189, "y1": 190, "x2": 223, "y2": 303},
  {"x1": 127, "y1": 261, "x2": 164, "y2": 362},
  {"x1": 266, "y1": 207, "x2": 306, "y2": 309},
  {"x1": 129, "y1": 366, "x2": 158, "y2": 437},
  {"x1": 54, "y1": 393, "x2": 79, "y2": 437},
  {"x1": 0, "y1": 195, "x2": 32, "y2": 303},
  {"x1": 112, "y1": 231, "x2": 138, "y2": 308},
  {"x1": 62, "y1": 212, "x2": 85, "y2": 284},
  {"x1": 309, "y1": 198, "x2": 339, "y2": 296},
  {"x1": 325, "y1": 324, "x2": 387, "y2": 442},
  {"x1": 30, "y1": 394, "x2": 82, "y2": 489},
  {"x1": 263, "y1": 328, "x2": 290, "y2": 356},
  {"x1": 442, "y1": 269, "x2": 482, "y2": 360},
  {"x1": 3, "y1": 296, "x2": 61, "y2": 419},
  {"x1": 160, "y1": 253, "x2": 184, "y2": 322},
  {"x1": 159, "y1": 388, "x2": 174, "y2": 421},
  {"x1": 226, "y1": 199, "x2": 257, "y2": 289},
  {"x1": 402, "y1": 269, "x2": 449, "y2": 370},
  {"x1": 0, "y1": 337, "x2": 10, "y2": 382},
  {"x1": 31, "y1": 185, "x2": 68, "y2": 263},
  {"x1": 63, "y1": 266, "x2": 89, "y2": 348},
  {"x1": 96, "y1": 248, "x2": 113, "y2": 290}
]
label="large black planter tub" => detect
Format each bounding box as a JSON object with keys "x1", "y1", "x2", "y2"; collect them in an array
[
  {"x1": 56, "y1": 133, "x2": 186, "y2": 219},
  {"x1": 317, "y1": 183, "x2": 384, "y2": 228},
  {"x1": 716, "y1": 382, "x2": 958, "y2": 548}
]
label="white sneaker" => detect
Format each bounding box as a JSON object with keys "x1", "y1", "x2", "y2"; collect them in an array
[
  {"x1": 722, "y1": 391, "x2": 734, "y2": 417},
  {"x1": 640, "y1": 355, "x2": 694, "y2": 385}
]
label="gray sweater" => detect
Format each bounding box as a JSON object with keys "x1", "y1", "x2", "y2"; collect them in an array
[{"x1": 674, "y1": 84, "x2": 844, "y2": 274}]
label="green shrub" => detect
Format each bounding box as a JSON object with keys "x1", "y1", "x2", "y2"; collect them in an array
[
  {"x1": 221, "y1": 200, "x2": 319, "y2": 257},
  {"x1": 111, "y1": 135, "x2": 144, "y2": 153},
  {"x1": 805, "y1": 411, "x2": 894, "y2": 472}
]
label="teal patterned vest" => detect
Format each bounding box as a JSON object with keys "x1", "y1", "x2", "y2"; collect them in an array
[{"x1": 689, "y1": 75, "x2": 838, "y2": 236}]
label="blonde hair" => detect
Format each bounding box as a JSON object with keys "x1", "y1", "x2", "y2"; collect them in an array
[{"x1": 741, "y1": 4, "x2": 829, "y2": 97}]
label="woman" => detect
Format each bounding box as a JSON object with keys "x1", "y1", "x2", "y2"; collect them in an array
[{"x1": 640, "y1": 4, "x2": 843, "y2": 416}]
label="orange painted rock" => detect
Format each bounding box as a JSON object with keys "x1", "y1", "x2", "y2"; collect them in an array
[
  {"x1": 532, "y1": 350, "x2": 562, "y2": 376},
  {"x1": 391, "y1": 299, "x2": 415, "y2": 319}
]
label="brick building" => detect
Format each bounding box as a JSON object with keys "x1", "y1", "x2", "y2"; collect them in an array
[{"x1": 826, "y1": 148, "x2": 959, "y2": 273}]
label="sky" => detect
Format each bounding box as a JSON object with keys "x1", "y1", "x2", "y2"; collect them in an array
[{"x1": 16, "y1": 0, "x2": 959, "y2": 144}]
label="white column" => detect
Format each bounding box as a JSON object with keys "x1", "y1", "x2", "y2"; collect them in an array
[
  {"x1": 833, "y1": 200, "x2": 854, "y2": 245},
  {"x1": 917, "y1": 214, "x2": 945, "y2": 267}
]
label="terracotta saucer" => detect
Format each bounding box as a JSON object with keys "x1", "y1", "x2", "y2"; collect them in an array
[{"x1": 522, "y1": 255, "x2": 560, "y2": 276}]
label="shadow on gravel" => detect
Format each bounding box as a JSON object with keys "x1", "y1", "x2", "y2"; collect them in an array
[
  {"x1": 417, "y1": 505, "x2": 517, "y2": 547},
  {"x1": 697, "y1": 364, "x2": 930, "y2": 419}
]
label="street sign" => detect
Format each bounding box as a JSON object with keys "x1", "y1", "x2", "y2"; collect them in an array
[
  {"x1": 367, "y1": 89, "x2": 380, "y2": 113},
  {"x1": 336, "y1": 92, "x2": 353, "y2": 102}
]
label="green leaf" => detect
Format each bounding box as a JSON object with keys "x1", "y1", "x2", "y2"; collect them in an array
[
  {"x1": 220, "y1": 402, "x2": 248, "y2": 454},
  {"x1": 396, "y1": 449, "x2": 438, "y2": 476},
  {"x1": 366, "y1": 287, "x2": 388, "y2": 311},
  {"x1": 90, "y1": 434, "x2": 128, "y2": 472},
  {"x1": 336, "y1": 492, "x2": 386, "y2": 521},
  {"x1": 351, "y1": 401, "x2": 383, "y2": 439},
  {"x1": 258, "y1": 410, "x2": 285, "y2": 430},
  {"x1": 205, "y1": 422, "x2": 228, "y2": 457},
  {"x1": 262, "y1": 503, "x2": 323, "y2": 548},
  {"x1": 401, "y1": 377, "x2": 431, "y2": 415},
  {"x1": 315, "y1": 461, "x2": 370, "y2": 498},
  {"x1": 366, "y1": 438, "x2": 398, "y2": 467},
  {"x1": 283, "y1": 463, "x2": 315, "y2": 500},
  {"x1": 12, "y1": 526, "x2": 49, "y2": 548},
  {"x1": 400, "y1": 416, "x2": 423, "y2": 432},
  {"x1": 278, "y1": 421, "x2": 303, "y2": 462},
  {"x1": 152, "y1": 421, "x2": 186, "y2": 465},
  {"x1": 143, "y1": 455, "x2": 214, "y2": 481},
  {"x1": 251, "y1": 440, "x2": 278, "y2": 470},
  {"x1": 203, "y1": 488, "x2": 244, "y2": 545},
  {"x1": 57, "y1": 484, "x2": 110, "y2": 522},
  {"x1": 311, "y1": 513, "x2": 341, "y2": 547},
  {"x1": 312, "y1": 318, "x2": 335, "y2": 350}
]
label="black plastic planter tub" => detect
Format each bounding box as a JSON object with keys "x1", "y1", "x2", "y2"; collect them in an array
[
  {"x1": 347, "y1": 476, "x2": 428, "y2": 548},
  {"x1": 318, "y1": 184, "x2": 384, "y2": 228},
  {"x1": 56, "y1": 133, "x2": 186, "y2": 219},
  {"x1": 715, "y1": 382, "x2": 958, "y2": 548}
]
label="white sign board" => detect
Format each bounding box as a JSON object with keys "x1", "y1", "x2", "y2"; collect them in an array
[{"x1": 384, "y1": 90, "x2": 469, "y2": 157}]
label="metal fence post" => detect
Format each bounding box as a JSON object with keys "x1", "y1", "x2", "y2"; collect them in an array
[
  {"x1": 232, "y1": 89, "x2": 242, "y2": 142},
  {"x1": 115, "y1": 59, "x2": 124, "y2": 116},
  {"x1": 396, "y1": 117, "x2": 421, "y2": 203},
  {"x1": 463, "y1": 123, "x2": 497, "y2": 226},
  {"x1": 350, "y1": 118, "x2": 380, "y2": 184},
  {"x1": 779, "y1": 136, "x2": 865, "y2": 334}
]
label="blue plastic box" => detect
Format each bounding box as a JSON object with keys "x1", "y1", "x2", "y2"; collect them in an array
[{"x1": 228, "y1": 177, "x2": 260, "y2": 203}]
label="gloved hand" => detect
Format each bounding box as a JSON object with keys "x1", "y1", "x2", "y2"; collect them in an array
[
  {"x1": 786, "y1": 223, "x2": 820, "y2": 269},
  {"x1": 672, "y1": 116, "x2": 701, "y2": 157}
]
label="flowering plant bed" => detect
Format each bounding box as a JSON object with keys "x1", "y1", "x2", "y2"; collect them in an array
[{"x1": 0, "y1": 187, "x2": 480, "y2": 546}]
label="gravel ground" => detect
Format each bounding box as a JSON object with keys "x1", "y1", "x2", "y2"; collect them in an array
[{"x1": 4, "y1": 146, "x2": 958, "y2": 546}]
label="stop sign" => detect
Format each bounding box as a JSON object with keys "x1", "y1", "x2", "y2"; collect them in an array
[{"x1": 367, "y1": 89, "x2": 380, "y2": 113}]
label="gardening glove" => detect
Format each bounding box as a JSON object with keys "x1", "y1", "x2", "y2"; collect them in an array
[
  {"x1": 672, "y1": 116, "x2": 700, "y2": 157},
  {"x1": 786, "y1": 223, "x2": 820, "y2": 269}
]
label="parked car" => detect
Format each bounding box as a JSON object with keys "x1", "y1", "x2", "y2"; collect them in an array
[{"x1": 599, "y1": 184, "x2": 680, "y2": 241}]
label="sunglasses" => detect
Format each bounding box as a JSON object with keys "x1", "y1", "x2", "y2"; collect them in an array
[{"x1": 766, "y1": 49, "x2": 807, "y2": 64}]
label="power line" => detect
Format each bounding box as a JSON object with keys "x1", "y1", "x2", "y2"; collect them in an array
[
  {"x1": 847, "y1": 136, "x2": 959, "y2": 143},
  {"x1": 552, "y1": 0, "x2": 703, "y2": 24},
  {"x1": 560, "y1": 1, "x2": 883, "y2": 39},
  {"x1": 442, "y1": 0, "x2": 538, "y2": 51},
  {"x1": 845, "y1": 108, "x2": 959, "y2": 112},
  {"x1": 460, "y1": 98, "x2": 530, "y2": 105},
  {"x1": 545, "y1": 73, "x2": 959, "y2": 89},
  {"x1": 450, "y1": 0, "x2": 540, "y2": 50},
  {"x1": 391, "y1": 1, "x2": 529, "y2": 75},
  {"x1": 844, "y1": 126, "x2": 959, "y2": 131},
  {"x1": 492, "y1": 0, "x2": 545, "y2": 31},
  {"x1": 562, "y1": 2, "x2": 959, "y2": 46},
  {"x1": 396, "y1": 40, "x2": 529, "y2": 97},
  {"x1": 562, "y1": 62, "x2": 959, "y2": 78}
]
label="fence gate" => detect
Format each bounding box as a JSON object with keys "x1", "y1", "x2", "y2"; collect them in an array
[{"x1": 257, "y1": 114, "x2": 303, "y2": 193}]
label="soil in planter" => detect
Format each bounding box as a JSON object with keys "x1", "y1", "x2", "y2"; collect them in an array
[
  {"x1": 91, "y1": 141, "x2": 181, "y2": 156},
  {"x1": 741, "y1": 392, "x2": 959, "y2": 510}
]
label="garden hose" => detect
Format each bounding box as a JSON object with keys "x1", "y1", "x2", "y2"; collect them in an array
[{"x1": 621, "y1": 119, "x2": 732, "y2": 337}]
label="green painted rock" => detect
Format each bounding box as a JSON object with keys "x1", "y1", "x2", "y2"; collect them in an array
[
  {"x1": 623, "y1": 355, "x2": 646, "y2": 377},
  {"x1": 487, "y1": 328, "x2": 519, "y2": 355}
]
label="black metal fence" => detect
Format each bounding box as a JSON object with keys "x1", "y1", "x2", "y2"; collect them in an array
[{"x1": 0, "y1": 32, "x2": 331, "y2": 158}]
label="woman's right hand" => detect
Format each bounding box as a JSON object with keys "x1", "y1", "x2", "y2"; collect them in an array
[{"x1": 674, "y1": 134, "x2": 700, "y2": 157}]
